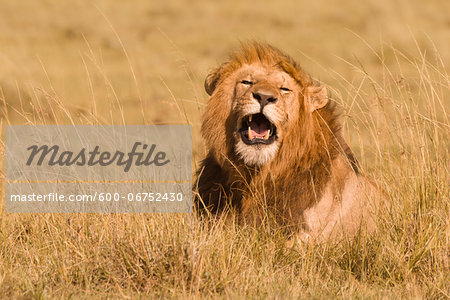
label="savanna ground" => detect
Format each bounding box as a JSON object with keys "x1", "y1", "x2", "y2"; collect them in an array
[{"x1": 0, "y1": 0, "x2": 448, "y2": 298}]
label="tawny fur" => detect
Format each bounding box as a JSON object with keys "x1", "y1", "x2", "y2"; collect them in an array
[{"x1": 194, "y1": 42, "x2": 384, "y2": 241}]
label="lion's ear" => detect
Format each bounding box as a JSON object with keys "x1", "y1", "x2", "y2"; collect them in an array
[
  {"x1": 305, "y1": 86, "x2": 328, "y2": 112},
  {"x1": 204, "y1": 67, "x2": 222, "y2": 96}
]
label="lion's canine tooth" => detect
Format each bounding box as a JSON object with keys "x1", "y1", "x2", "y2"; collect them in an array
[
  {"x1": 248, "y1": 126, "x2": 253, "y2": 140},
  {"x1": 264, "y1": 129, "x2": 270, "y2": 140},
  {"x1": 249, "y1": 115, "x2": 253, "y2": 122}
]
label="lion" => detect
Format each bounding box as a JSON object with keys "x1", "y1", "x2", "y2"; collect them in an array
[{"x1": 193, "y1": 42, "x2": 385, "y2": 242}]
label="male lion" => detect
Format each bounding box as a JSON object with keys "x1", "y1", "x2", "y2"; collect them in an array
[{"x1": 194, "y1": 42, "x2": 384, "y2": 241}]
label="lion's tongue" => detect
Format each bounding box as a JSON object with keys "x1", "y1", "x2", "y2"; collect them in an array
[{"x1": 249, "y1": 121, "x2": 269, "y2": 138}]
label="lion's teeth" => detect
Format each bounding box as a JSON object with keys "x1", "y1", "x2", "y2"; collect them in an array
[
  {"x1": 249, "y1": 115, "x2": 253, "y2": 122},
  {"x1": 248, "y1": 127, "x2": 253, "y2": 140},
  {"x1": 264, "y1": 129, "x2": 270, "y2": 140}
]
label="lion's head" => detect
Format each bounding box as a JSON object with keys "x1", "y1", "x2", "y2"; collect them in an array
[{"x1": 201, "y1": 42, "x2": 330, "y2": 168}]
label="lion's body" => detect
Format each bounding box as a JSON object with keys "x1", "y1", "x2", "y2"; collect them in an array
[{"x1": 194, "y1": 42, "x2": 384, "y2": 241}]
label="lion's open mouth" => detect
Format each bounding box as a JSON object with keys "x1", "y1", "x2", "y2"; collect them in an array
[{"x1": 239, "y1": 113, "x2": 277, "y2": 145}]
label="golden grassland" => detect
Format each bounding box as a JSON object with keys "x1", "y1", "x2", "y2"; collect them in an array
[{"x1": 0, "y1": 0, "x2": 448, "y2": 298}]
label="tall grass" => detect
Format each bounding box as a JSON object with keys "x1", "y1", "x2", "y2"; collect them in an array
[{"x1": 0, "y1": 37, "x2": 448, "y2": 298}]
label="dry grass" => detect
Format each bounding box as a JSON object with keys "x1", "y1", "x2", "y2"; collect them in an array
[{"x1": 0, "y1": 0, "x2": 449, "y2": 298}]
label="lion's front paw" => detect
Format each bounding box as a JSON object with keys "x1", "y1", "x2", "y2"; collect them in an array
[{"x1": 285, "y1": 232, "x2": 312, "y2": 248}]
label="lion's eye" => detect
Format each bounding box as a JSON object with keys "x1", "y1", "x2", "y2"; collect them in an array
[
  {"x1": 241, "y1": 80, "x2": 253, "y2": 85},
  {"x1": 280, "y1": 87, "x2": 291, "y2": 92}
]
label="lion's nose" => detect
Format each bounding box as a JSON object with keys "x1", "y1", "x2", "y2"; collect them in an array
[{"x1": 252, "y1": 92, "x2": 278, "y2": 108}]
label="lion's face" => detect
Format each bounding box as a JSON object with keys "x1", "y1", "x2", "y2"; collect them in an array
[
  {"x1": 202, "y1": 44, "x2": 329, "y2": 168},
  {"x1": 232, "y1": 64, "x2": 300, "y2": 166}
]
